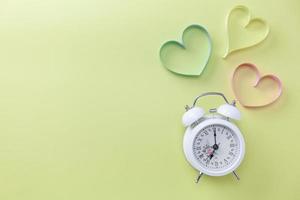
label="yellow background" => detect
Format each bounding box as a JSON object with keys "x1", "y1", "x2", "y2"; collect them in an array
[{"x1": 0, "y1": 0, "x2": 299, "y2": 199}]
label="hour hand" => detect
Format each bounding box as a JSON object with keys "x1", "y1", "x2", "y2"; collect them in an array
[{"x1": 207, "y1": 149, "x2": 215, "y2": 160}]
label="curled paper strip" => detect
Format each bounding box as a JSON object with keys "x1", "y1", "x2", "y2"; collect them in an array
[
  {"x1": 159, "y1": 24, "x2": 212, "y2": 76},
  {"x1": 232, "y1": 63, "x2": 282, "y2": 108},
  {"x1": 224, "y1": 5, "x2": 270, "y2": 58}
]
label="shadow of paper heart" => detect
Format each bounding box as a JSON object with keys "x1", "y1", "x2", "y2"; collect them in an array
[
  {"x1": 232, "y1": 63, "x2": 282, "y2": 108},
  {"x1": 159, "y1": 25, "x2": 212, "y2": 76},
  {"x1": 224, "y1": 5, "x2": 269, "y2": 58}
]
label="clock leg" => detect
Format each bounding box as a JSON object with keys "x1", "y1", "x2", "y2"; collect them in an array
[
  {"x1": 195, "y1": 172, "x2": 204, "y2": 183},
  {"x1": 232, "y1": 171, "x2": 240, "y2": 180}
]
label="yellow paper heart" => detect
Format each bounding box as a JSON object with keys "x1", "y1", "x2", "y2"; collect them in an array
[{"x1": 224, "y1": 5, "x2": 270, "y2": 58}]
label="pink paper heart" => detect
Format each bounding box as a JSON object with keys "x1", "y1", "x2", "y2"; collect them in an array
[{"x1": 232, "y1": 63, "x2": 282, "y2": 108}]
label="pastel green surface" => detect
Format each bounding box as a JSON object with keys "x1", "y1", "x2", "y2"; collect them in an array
[{"x1": 0, "y1": 0, "x2": 298, "y2": 200}]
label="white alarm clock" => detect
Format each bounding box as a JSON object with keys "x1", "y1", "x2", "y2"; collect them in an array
[{"x1": 182, "y1": 92, "x2": 245, "y2": 183}]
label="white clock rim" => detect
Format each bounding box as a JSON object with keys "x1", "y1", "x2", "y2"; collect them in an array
[{"x1": 183, "y1": 118, "x2": 245, "y2": 176}]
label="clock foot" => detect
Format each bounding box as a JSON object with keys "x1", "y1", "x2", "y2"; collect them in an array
[
  {"x1": 232, "y1": 171, "x2": 240, "y2": 180},
  {"x1": 195, "y1": 172, "x2": 204, "y2": 183}
]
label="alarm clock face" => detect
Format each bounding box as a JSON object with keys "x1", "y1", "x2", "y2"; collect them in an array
[{"x1": 183, "y1": 118, "x2": 245, "y2": 176}]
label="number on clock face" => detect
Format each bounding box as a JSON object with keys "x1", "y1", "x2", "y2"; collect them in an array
[{"x1": 192, "y1": 124, "x2": 240, "y2": 170}]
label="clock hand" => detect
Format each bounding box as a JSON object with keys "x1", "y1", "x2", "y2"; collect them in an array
[
  {"x1": 208, "y1": 142, "x2": 221, "y2": 160},
  {"x1": 208, "y1": 149, "x2": 215, "y2": 160},
  {"x1": 213, "y1": 127, "x2": 219, "y2": 150}
]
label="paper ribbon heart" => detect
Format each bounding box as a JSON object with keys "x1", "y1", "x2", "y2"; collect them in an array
[
  {"x1": 159, "y1": 24, "x2": 212, "y2": 76},
  {"x1": 224, "y1": 5, "x2": 270, "y2": 58},
  {"x1": 232, "y1": 63, "x2": 282, "y2": 108}
]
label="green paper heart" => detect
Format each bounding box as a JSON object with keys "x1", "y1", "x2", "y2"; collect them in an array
[{"x1": 159, "y1": 25, "x2": 212, "y2": 76}]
